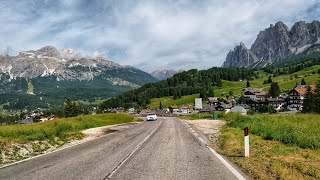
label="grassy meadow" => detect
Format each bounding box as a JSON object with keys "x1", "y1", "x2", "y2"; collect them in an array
[
  {"x1": 224, "y1": 113, "x2": 320, "y2": 150},
  {"x1": 0, "y1": 113, "x2": 135, "y2": 144},
  {"x1": 216, "y1": 113, "x2": 320, "y2": 179}
]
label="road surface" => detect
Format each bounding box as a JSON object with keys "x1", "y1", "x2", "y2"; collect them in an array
[{"x1": 0, "y1": 117, "x2": 245, "y2": 180}]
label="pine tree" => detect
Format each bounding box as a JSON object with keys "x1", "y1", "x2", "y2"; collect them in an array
[
  {"x1": 301, "y1": 78, "x2": 306, "y2": 85},
  {"x1": 208, "y1": 88, "x2": 215, "y2": 97},
  {"x1": 314, "y1": 81, "x2": 320, "y2": 113},
  {"x1": 159, "y1": 102, "x2": 162, "y2": 110},
  {"x1": 302, "y1": 86, "x2": 315, "y2": 113},
  {"x1": 246, "y1": 81, "x2": 250, "y2": 87},
  {"x1": 177, "y1": 89, "x2": 182, "y2": 99},
  {"x1": 268, "y1": 82, "x2": 280, "y2": 98},
  {"x1": 200, "y1": 88, "x2": 207, "y2": 100},
  {"x1": 173, "y1": 89, "x2": 178, "y2": 100},
  {"x1": 217, "y1": 78, "x2": 222, "y2": 87},
  {"x1": 267, "y1": 75, "x2": 272, "y2": 83}
]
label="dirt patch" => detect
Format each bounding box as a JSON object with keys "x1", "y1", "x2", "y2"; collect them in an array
[{"x1": 185, "y1": 119, "x2": 226, "y2": 144}]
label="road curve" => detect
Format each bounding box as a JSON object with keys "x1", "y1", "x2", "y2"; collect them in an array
[{"x1": 0, "y1": 117, "x2": 243, "y2": 180}]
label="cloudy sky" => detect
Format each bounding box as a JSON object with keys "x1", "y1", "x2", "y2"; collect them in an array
[{"x1": 0, "y1": 0, "x2": 319, "y2": 72}]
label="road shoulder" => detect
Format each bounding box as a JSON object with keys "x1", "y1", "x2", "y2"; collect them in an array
[{"x1": 180, "y1": 118, "x2": 250, "y2": 180}]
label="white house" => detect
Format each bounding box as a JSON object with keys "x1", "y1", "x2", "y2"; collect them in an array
[{"x1": 230, "y1": 106, "x2": 247, "y2": 115}]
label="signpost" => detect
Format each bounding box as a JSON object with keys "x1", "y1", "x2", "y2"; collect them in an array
[
  {"x1": 195, "y1": 98, "x2": 203, "y2": 110},
  {"x1": 244, "y1": 127, "x2": 249, "y2": 157}
]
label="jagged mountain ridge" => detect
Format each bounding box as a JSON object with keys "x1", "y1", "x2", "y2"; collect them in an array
[
  {"x1": 223, "y1": 20, "x2": 320, "y2": 68},
  {"x1": 151, "y1": 70, "x2": 181, "y2": 80},
  {"x1": 0, "y1": 46, "x2": 156, "y2": 83}
]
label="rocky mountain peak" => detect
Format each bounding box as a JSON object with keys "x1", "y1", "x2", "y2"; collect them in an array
[
  {"x1": 274, "y1": 21, "x2": 288, "y2": 29},
  {"x1": 239, "y1": 42, "x2": 246, "y2": 48},
  {"x1": 0, "y1": 46, "x2": 143, "y2": 81},
  {"x1": 60, "y1": 48, "x2": 83, "y2": 60},
  {"x1": 36, "y1": 46, "x2": 60, "y2": 58},
  {"x1": 223, "y1": 20, "x2": 320, "y2": 68},
  {"x1": 151, "y1": 69, "x2": 179, "y2": 80},
  {"x1": 223, "y1": 43, "x2": 258, "y2": 68}
]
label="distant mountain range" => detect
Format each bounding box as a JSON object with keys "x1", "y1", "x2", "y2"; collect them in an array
[
  {"x1": 151, "y1": 70, "x2": 182, "y2": 80},
  {"x1": 0, "y1": 46, "x2": 158, "y2": 110},
  {"x1": 223, "y1": 20, "x2": 320, "y2": 68}
]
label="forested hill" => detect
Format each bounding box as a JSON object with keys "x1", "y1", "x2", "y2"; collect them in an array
[{"x1": 99, "y1": 67, "x2": 256, "y2": 109}]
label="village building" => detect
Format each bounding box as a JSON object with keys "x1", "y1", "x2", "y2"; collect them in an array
[
  {"x1": 179, "y1": 105, "x2": 193, "y2": 114},
  {"x1": 116, "y1": 107, "x2": 125, "y2": 114},
  {"x1": 140, "y1": 109, "x2": 156, "y2": 115},
  {"x1": 288, "y1": 85, "x2": 316, "y2": 111},
  {"x1": 215, "y1": 102, "x2": 232, "y2": 112},
  {"x1": 266, "y1": 98, "x2": 285, "y2": 111},
  {"x1": 246, "y1": 99, "x2": 265, "y2": 109},
  {"x1": 199, "y1": 105, "x2": 215, "y2": 113},
  {"x1": 208, "y1": 97, "x2": 219, "y2": 106},
  {"x1": 168, "y1": 105, "x2": 180, "y2": 114},
  {"x1": 242, "y1": 87, "x2": 267, "y2": 101}
]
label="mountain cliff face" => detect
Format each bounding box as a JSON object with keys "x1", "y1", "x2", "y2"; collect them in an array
[
  {"x1": 223, "y1": 20, "x2": 320, "y2": 68},
  {"x1": 223, "y1": 43, "x2": 258, "y2": 67},
  {"x1": 0, "y1": 46, "x2": 158, "y2": 110},
  {"x1": 151, "y1": 70, "x2": 178, "y2": 80}
]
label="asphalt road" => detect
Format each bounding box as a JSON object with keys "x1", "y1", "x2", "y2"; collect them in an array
[{"x1": 0, "y1": 117, "x2": 243, "y2": 180}]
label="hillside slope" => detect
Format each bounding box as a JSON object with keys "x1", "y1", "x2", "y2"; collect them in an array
[
  {"x1": 148, "y1": 65, "x2": 320, "y2": 109},
  {"x1": 0, "y1": 46, "x2": 158, "y2": 110}
]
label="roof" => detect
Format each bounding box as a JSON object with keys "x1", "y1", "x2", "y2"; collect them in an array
[
  {"x1": 292, "y1": 85, "x2": 316, "y2": 95},
  {"x1": 140, "y1": 109, "x2": 156, "y2": 114},
  {"x1": 242, "y1": 87, "x2": 267, "y2": 96},
  {"x1": 200, "y1": 105, "x2": 215, "y2": 112},
  {"x1": 169, "y1": 105, "x2": 179, "y2": 109},
  {"x1": 179, "y1": 105, "x2": 192, "y2": 109},
  {"x1": 231, "y1": 106, "x2": 247, "y2": 113},
  {"x1": 238, "y1": 104, "x2": 250, "y2": 109},
  {"x1": 208, "y1": 97, "x2": 219, "y2": 102}
]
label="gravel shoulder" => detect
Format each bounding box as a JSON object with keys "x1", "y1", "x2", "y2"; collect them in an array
[{"x1": 184, "y1": 119, "x2": 226, "y2": 144}]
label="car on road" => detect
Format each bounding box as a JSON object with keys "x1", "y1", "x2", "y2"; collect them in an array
[{"x1": 146, "y1": 114, "x2": 157, "y2": 121}]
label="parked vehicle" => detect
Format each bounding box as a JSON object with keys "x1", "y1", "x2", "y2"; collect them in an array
[{"x1": 146, "y1": 114, "x2": 157, "y2": 121}]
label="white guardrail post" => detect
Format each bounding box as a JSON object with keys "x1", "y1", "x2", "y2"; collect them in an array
[{"x1": 244, "y1": 127, "x2": 249, "y2": 157}]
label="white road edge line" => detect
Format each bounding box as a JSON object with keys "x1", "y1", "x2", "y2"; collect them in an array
[
  {"x1": 104, "y1": 120, "x2": 163, "y2": 180},
  {"x1": 0, "y1": 122, "x2": 136, "y2": 170},
  {"x1": 180, "y1": 119, "x2": 247, "y2": 180}
]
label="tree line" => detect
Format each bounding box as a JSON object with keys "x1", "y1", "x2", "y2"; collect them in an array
[
  {"x1": 100, "y1": 67, "x2": 256, "y2": 110},
  {"x1": 262, "y1": 52, "x2": 320, "y2": 76}
]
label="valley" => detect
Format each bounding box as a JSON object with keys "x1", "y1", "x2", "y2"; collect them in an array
[{"x1": 0, "y1": 14, "x2": 320, "y2": 180}]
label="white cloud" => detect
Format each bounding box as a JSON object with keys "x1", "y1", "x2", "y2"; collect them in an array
[{"x1": 0, "y1": 0, "x2": 319, "y2": 72}]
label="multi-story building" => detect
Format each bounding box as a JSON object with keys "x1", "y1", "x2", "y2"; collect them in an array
[
  {"x1": 288, "y1": 85, "x2": 315, "y2": 111},
  {"x1": 242, "y1": 87, "x2": 267, "y2": 101}
]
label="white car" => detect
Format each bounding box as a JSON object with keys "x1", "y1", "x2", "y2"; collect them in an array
[{"x1": 146, "y1": 114, "x2": 158, "y2": 121}]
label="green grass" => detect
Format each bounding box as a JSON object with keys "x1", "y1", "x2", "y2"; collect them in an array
[
  {"x1": 217, "y1": 125, "x2": 320, "y2": 179},
  {"x1": 0, "y1": 113, "x2": 134, "y2": 143},
  {"x1": 223, "y1": 113, "x2": 320, "y2": 150}
]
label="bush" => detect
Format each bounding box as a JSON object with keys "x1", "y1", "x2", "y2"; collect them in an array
[{"x1": 257, "y1": 105, "x2": 276, "y2": 113}]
